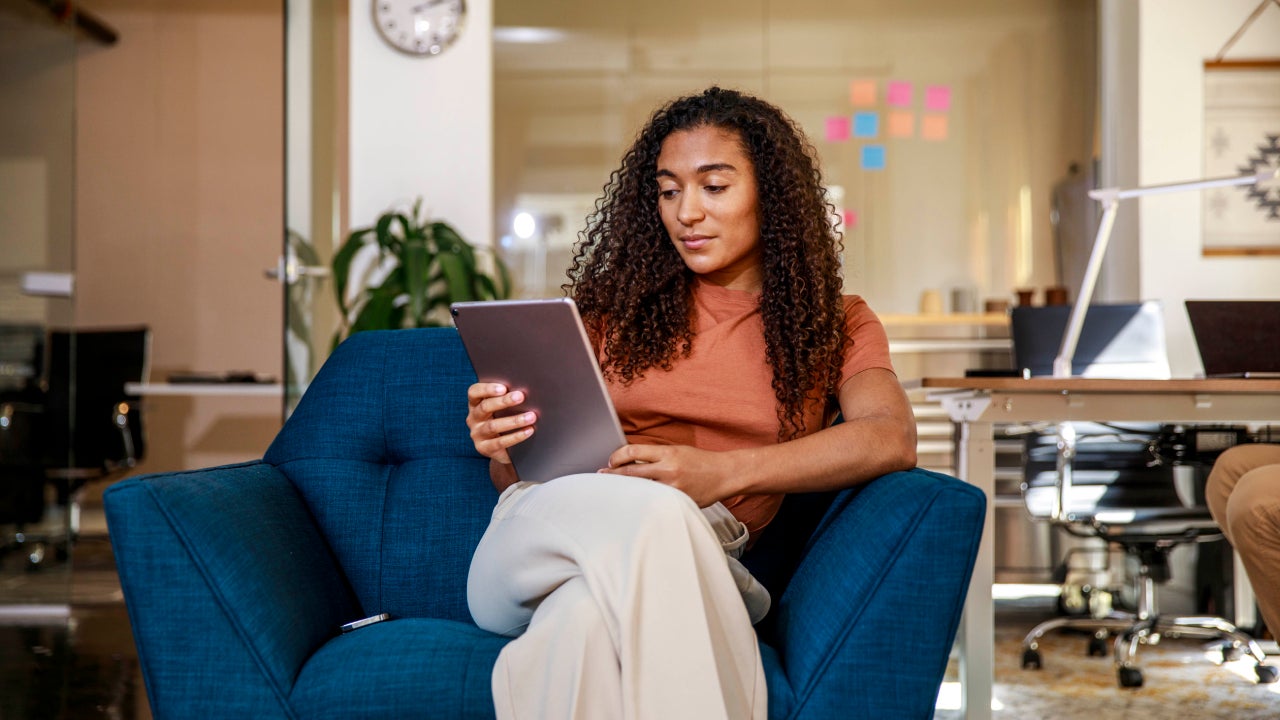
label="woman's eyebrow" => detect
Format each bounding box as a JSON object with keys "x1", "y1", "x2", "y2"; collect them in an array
[{"x1": 655, "y1": 162, "x2": 739, "y2": 178}]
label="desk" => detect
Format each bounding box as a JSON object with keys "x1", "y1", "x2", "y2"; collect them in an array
[{"x1": 916, "y1": 376, "x2": 1280, "y2": 720}]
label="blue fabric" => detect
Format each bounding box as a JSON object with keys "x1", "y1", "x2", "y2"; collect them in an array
[
  {"x1": 106, "y1": 327, "x2": 986, "y2": 719},
  {"x1": 290, "y1": 618, "x2": 506, "y2": 719},
  {"x1": 105, "y1": 462, "x2": 359, "y2": 719},
  {"x1": 768, "y1": 469, "x2": 985, "y2": 719},
  {"x1": 265, "y1": 329, "x2": 495, "y2": 622}
]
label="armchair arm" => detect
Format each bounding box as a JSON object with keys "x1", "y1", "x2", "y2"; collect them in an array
[
  {"x1": 104, "y1": 461, "x2": 360, "y2": 719},
  {"x1": 767, "y1": 469, "x2": 984, "y2": 719}
]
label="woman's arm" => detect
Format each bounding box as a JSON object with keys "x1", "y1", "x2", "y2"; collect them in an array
[{"x1": 601, "y1": 368, "x2": 916, "y2": 507}]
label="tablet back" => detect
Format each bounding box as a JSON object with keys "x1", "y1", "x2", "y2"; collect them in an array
[{"x1": 451, "y1": 298, "x2": 627, "y2": 483}]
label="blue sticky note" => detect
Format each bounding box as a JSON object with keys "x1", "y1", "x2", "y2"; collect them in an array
[
  {"x1": 853, "y1": 112, "x2": 879, "y2": 138},
  {"x1": 861, "y1": 145, "x2": 886, "y2": 171}
]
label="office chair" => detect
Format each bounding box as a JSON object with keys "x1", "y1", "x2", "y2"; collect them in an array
[
  {"x1": 0, "y1": 326, "x2": 150, "y2": 568},
  {"x1": 1010, "y1": 303, "x2": 1277, "y2": 688}
]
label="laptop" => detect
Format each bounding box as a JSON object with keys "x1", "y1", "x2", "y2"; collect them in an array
[
  {"x1": 450, "y1": 298, "x2": 628, "y2": 484},
  {"x1": 1185, "y1": 300, "x2": 1280, "y2": 378},
  {"x1": 1010, "y1": 301, "x2": 1171, "y2": 378}
]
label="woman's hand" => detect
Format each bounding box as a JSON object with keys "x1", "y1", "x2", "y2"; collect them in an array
[
  {"x1": 466, "y1": 383, "x2": 537, "y2": 465},
  {"x1": 600, "y1": 444, "x2": 742, "y2": 508}
]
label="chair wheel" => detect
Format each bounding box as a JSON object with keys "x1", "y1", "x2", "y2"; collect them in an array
[
  {"x1": 1118, "y1": 666, "x2": 1143, "y2": 688},
  {"x1": 1257, "y1": 665, "x2": 1279, "y2": 684},
  {"x1": 1087, "y1": 636, "x2": 1108, "y2": 657},
  {"x1": 1021, "y1": 648, "x2": 1042, "y2": 670}
]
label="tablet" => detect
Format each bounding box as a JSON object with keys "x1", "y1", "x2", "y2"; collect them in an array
[{"x1": 450, "y1": 298, "x2": 627, "y2": 484}]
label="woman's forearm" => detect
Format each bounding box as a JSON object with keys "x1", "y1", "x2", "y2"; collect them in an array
[{"x1": 490, "y1": 459, "x2": 521, "y2": 494}]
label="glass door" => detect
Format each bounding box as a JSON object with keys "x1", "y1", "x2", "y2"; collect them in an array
[
  {"x1": 0, "y1": 0, "x2": 78, "y2": 602},
  {"x1": 283, "y1": 0, "x2": 346, "y2": 415}
]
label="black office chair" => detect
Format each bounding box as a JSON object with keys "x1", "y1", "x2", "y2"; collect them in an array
[
  {"x1": 0, "y1": 326, "x2": 150, "y2": 568},
  {"x1": 1009, "y1": 303, "x2": 1277, "y2": 688}
]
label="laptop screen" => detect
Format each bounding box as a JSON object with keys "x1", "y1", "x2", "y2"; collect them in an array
[
  {"x1": 1010, "y1": 302, "x2": 1170, "y2": 379},
  {"x1": 1185, "y1": 300, "x2": 1280, "y2": 377}
]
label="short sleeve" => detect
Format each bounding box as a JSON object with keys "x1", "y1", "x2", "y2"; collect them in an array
[{"x1": 840, "y1": 295, "x2": 895, "y2": 383}]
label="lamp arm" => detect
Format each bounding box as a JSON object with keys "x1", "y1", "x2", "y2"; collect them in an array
[
  {"x1": 1052, "y1": 168, "x2": 1277, "y2": 378},
  {"x1": 1053, "y1": 200, "x2": 1119, "y2": 378}
]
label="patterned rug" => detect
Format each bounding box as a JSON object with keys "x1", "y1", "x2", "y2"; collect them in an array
[{"x1": 936, "y1": 604, "x2": 1280, "y2": 719}]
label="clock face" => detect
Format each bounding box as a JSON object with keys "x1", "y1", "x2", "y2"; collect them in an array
[{"x1": 372, "y1": 0, "x2": 466, "y2": 57}]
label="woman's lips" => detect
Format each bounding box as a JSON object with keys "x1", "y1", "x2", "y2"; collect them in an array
[{"x1": 681, "y1": 234, "x2": 711, "y2": 250}]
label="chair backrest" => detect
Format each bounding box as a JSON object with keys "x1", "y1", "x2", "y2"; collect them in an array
[
  {"x1": 265, "y1": 328, "x2": 496, "y2": 623},
  {"x1": 41, "y1": 327, "x2": 151, "y2": 469},
  {"x1": 1011, "y1": 302, "x2": 1170, "y2": 379}
]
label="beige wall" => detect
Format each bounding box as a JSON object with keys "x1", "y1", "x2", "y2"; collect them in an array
[
  {"x1": 75, "y1": 0, "x2": 284, "y2": 475},
  {"x1": 1137, "y1": 0, "x2": 1280, "y2": 377}
]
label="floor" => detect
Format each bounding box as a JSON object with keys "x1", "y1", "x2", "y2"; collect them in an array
[{"x1": 1, "y1": 510, "x2": 1278, "y2": 719}]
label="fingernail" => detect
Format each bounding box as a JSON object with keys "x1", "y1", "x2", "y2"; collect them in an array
[
  {"x1": 521, "y1": 412, "x2": 535, "y2": 422},
  {"x1": 511, "y1": 390, "x2": 524, "y2": 403}
]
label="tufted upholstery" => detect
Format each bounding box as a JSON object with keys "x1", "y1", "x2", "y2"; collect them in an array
[{"x1": 105, "y1": 328, "x2": 985, "y2": 719}]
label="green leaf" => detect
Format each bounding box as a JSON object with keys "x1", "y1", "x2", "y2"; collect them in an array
[{"x1": 332, "y1": 227, "x2": 375, "y2": 315}]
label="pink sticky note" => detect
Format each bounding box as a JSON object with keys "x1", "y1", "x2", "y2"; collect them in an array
[
  {"x1": 825, "y1": 116, "x2": 851, "y2": 141},
  {"x1": 925, "y1": 85, "x2": 952, "y2": 111},
  {"x1": 886, "y1": 81, "x2": 913, "y2": 107},
  {"x1": 887, "y1": 111, "x2": 915, "y2": 138},
  {"x1": 921, "y1": 113, "x2": 949, "y2": 141},
  {"x1": 842, "y1": 209, "x2": 858, "y2": 230},
  {"x1": 849, "y1": 80, "x2": 877, "y2": 107}
]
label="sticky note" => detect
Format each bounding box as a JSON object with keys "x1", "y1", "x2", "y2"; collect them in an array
[
  {"x1": 925, "y1": 85, "x2": 952, "y2": 111},
  {"x1": 886, "y1": 81, "x2": 913, "y2": 107},
  {"x1": 861, "y1": 145, "x2": 886, "y2": 170},
  {"x1": 850, "y1": 80, "x2": 877, "y2": 107},
  {"x1": 842, "y1": 209, "x2": 859, "y2": 230},
  {"x1": 887, "y1": 111, "x2": 914, "y2": 138},
  {"x1": 853, "y1": 112, "x2": 879, "y2": 138},
  {"x1": 825, "y1": 116, "x2": 851, "y2": 141},
  {"x1": 921, "y1": 114, "x2": 948, "y2": 141}
]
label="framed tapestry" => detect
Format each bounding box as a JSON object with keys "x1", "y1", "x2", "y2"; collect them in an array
[{"x1": 1202, "y1": 60, "x2": 1280, "y2": 256}]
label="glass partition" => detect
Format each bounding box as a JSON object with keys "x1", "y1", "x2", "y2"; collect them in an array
[
  {"x1": 494, "y1": 0, "x2": 1097, "y2": 313},
  {"x1": 0, "y1": 0, "x2": 78, "y2": 602}
]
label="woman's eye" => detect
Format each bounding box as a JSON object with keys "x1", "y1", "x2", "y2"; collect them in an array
[
  {"x1": 659, "y1": 189, "x2": 679, "y2": 199},
  {"x1": 705, "y1": 185, "x2": 725, "y2": 193}
]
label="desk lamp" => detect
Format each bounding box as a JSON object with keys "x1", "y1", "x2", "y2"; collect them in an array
[{"x1": 1052, "y1": 167, "x2": 1280, "y2": 378}]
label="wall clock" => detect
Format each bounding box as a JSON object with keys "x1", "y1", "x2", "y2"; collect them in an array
[{"x1": 372, "y1": 0, "x2": 466, "y2": 57}]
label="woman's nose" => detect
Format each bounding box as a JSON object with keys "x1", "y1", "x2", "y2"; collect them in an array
[{"x1": 676, "y1": 191, "x2": 704, "y2": 225}]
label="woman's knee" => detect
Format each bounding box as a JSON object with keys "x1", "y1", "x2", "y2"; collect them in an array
[{"x1": 1223, "y1": 467, "x2": 1280, "y2": 541}]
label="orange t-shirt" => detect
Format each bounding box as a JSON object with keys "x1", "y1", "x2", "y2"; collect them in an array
[{"x1": 605, "y1": 278, "x2": 895, "y2": 535}]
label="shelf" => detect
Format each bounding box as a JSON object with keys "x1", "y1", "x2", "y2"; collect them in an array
[{"x1": 125, "y1": 382, "x2": 283, "y2": 398}]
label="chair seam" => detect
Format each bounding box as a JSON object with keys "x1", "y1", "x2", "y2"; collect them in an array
[
  {"x1": 140, "y1": 478, "x2": 301, "y2": 720},
  {"x1": 785, "y1": 482, "x2": 949, "y2": 719}
]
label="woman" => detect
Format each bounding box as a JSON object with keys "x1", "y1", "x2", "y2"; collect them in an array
[{"x1": 465, "y1": 86, "x2": 916, "y2": 719}]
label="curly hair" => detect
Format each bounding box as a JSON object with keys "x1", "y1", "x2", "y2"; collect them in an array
[{"x1": 565, "y1": 86, "x2": 847, "y2": 441}]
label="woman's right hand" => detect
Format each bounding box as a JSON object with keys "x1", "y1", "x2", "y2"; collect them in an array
[{"x1": 466, "y1": 382, "x2": 537, "y2": 465}]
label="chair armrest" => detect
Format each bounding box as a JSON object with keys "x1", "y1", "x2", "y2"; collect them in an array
[
  {"x1": 767, "y1": 468, "x2": 984, "y2": 719},
  {"x1": 104, "y1": 461, "x2": 360, "y2": 719}
]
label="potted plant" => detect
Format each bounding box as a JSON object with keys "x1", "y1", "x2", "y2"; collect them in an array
[{"x1": 331, "y1": 198, "x2": 511, "y2": 347}]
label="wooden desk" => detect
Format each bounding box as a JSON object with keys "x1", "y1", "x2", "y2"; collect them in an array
[{"x1": 915, "y1": 376, "x2": 1280, "y2": 720}]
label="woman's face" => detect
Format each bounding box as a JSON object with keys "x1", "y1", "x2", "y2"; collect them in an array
[{"x1": 655, "y1": 125, "x2": 762, "y2": 291}]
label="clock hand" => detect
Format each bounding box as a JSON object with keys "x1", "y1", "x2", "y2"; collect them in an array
[{"x1": 412, "y1": 0, "x2": 447, "y2": 11}]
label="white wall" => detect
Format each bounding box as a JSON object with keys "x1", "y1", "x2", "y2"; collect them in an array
[
  {"x1": 1138, "y1": 0, "x2": 1280, "y2": 376},
  {"x1": 349, "y1": 0, "x2": 493, "y2": 246}
]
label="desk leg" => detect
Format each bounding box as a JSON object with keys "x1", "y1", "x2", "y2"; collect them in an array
[{"x1": 956, "y1": 419, "x2": 995, "y2": 720}]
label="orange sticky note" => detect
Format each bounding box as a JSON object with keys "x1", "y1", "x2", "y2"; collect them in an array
[
  {"x1": 921, "y1": 113, "x2": 949, "y2": 141},
  {"x1": 849, "y1": 80, "x2": 877, "y2": 107},
  {"x1": 887, "y1": 111, "x2": 914, "y2": 138}
]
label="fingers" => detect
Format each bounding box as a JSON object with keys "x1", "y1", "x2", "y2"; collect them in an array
[{"x1": 466, "y1": 382, "x2": 537, "y2": 462}]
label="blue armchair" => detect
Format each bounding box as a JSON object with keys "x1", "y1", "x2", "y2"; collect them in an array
[{"x1": 104, "y1": 328, "x2": 984, "y2": 719}]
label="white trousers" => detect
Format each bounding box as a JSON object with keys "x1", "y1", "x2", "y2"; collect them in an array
[{"x1": 466, "y1": 473, "x2": 768, "y2": 720}]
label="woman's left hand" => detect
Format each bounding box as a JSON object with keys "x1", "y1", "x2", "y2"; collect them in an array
[{"x1": 600, "y1": 444, "x2": 742, "y2": 508}]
